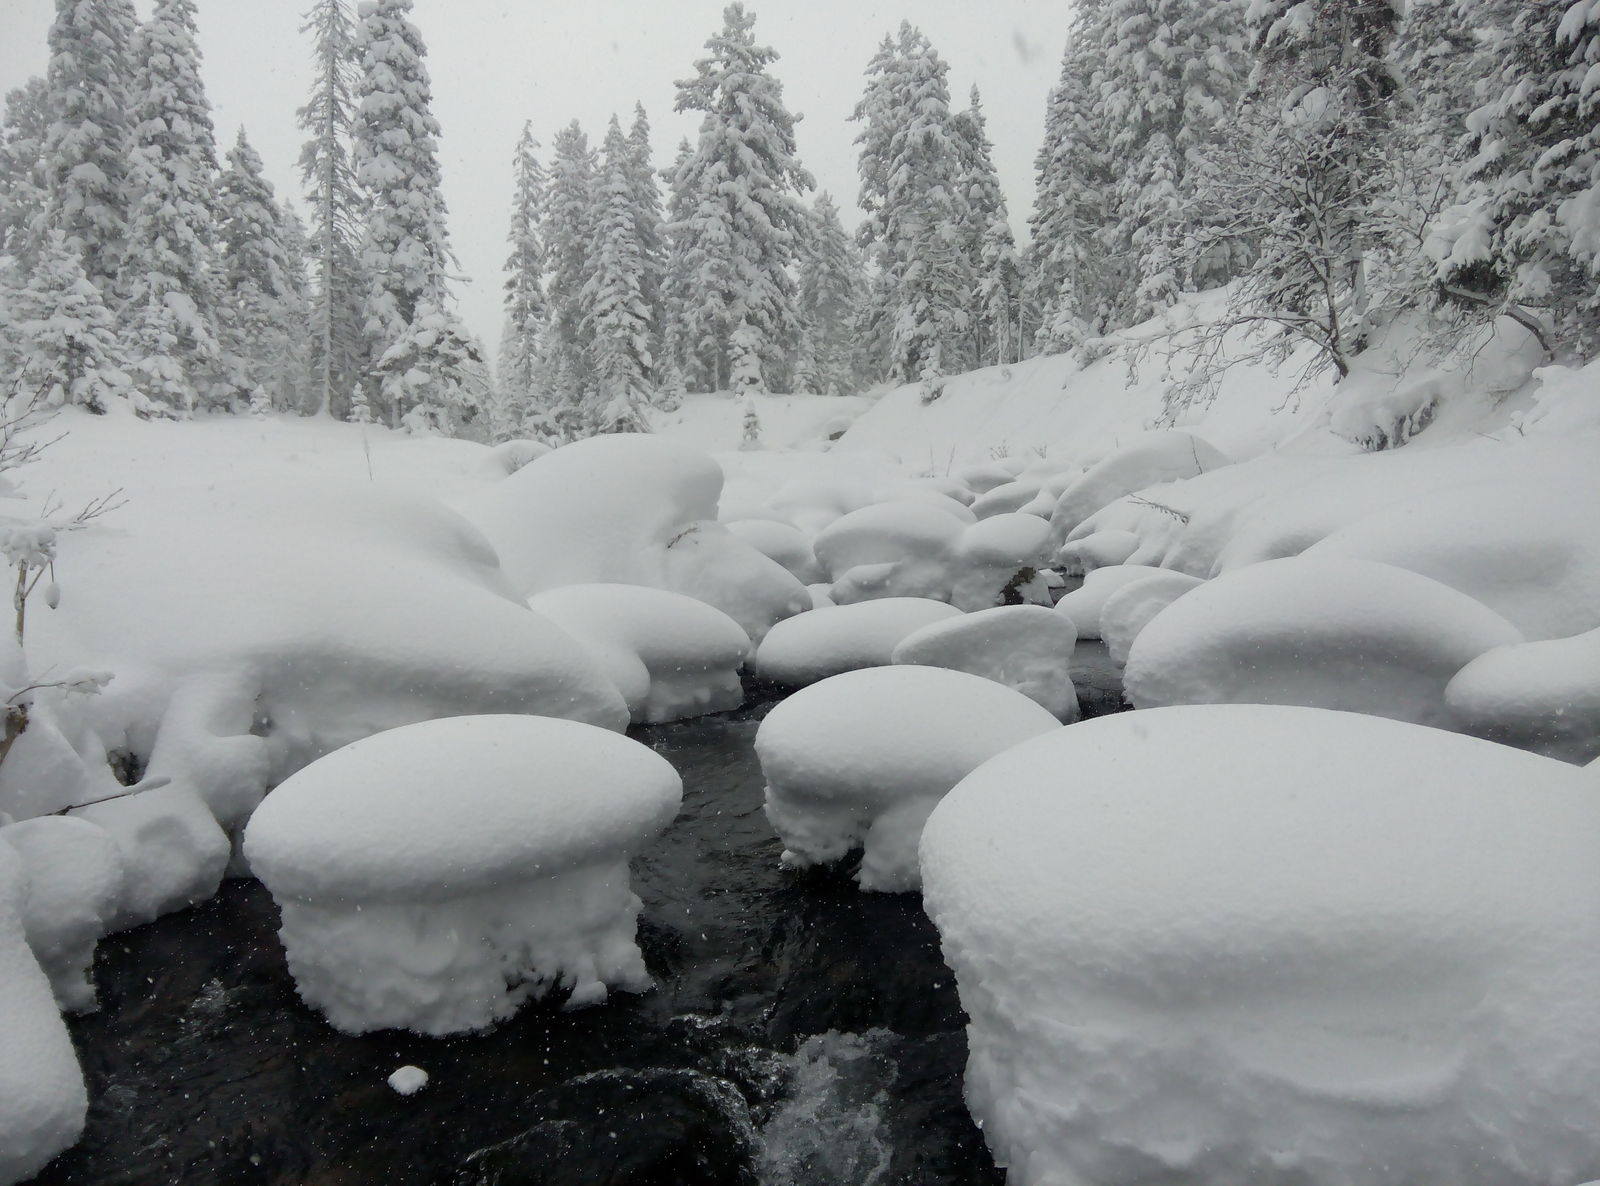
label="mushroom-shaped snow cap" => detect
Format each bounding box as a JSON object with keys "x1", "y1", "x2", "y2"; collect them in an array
[{"x1": 245, "y1": 715, "x2": 682, "y2": 904}]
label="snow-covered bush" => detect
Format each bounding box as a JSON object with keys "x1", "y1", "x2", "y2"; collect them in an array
[
  {"x1": 244, "y1": 715, "x2": 681, "y2": 1035},
  {"x1": 921, "y1": 705, "x2": 1600, "y2": 1186},
  {"x1": 756, "y1": 665, "x2": 1058, "y2": 891}
]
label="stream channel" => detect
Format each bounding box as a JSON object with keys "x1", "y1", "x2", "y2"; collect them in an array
[{"x1": 30, "y1": 645, "x2": 1126, "y2": 1186}]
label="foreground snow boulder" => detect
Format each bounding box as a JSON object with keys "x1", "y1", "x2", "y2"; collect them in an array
[
  {"x1": 1125, "y1": 556, "x2": 1522, "y2": 727},
  {"x1": 1445, "y1": 626, "x2": 1600, "y2": 764},
  {"x1": 749, "y1": 598, "x2": 961, "y2": 686},
  {"x1": 921, "y1": 705, "x2": 1600, "y2": 1186},
  {"x1": 527, "y1": 584, "x2": 750, "y2": 724},
  {"x1": 756, "y1": 667, "x2": 1058, "y2": 891},
  {"x1": 244, "y1": 715, "x2": 681, "y2": 1036},
  {"x1": 0, "y1": 845, "x2": 87, "y2": 1185},
  {"x1": 891, "y1": 606, "x2": 1079, "y2": 721}
]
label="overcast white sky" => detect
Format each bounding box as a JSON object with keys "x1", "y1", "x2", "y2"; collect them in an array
[{"x1": 1, "y1": 1, "x2": 1067, "y2": 352}]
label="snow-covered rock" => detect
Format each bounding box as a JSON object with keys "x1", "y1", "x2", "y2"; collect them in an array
[
  {"x1": 73, "y1": 782, "x2": 231, "y2": 931},
  {"x1": 1053, "y1": 528, "x2": 1140, "y2": 575},
  {"x1": 1445, "y1": 627, "x2": 1600, "y2": 764},
  {"x1": 813, "y1": 502, "x2": 964, "y2": 603},
  {"x1": 526, "y1": 584, "x2": 750, "y2": 725},
  {"x1": 0, "y1": 815, "x2": 123, "y2": 1012},
  {"x1": 891, "y1": 606, "x2": 1079, "y2": 721},
  {"x1": 244, "y1": 715, "x2": 681, "y2": 1035},
  {"x1": 460, "y1": 434, "x2": 809, "y2": 643},
  {"x1": 970, "y1": 479, "x2": 1042, "y2": 520},
  {"x1": 1053, "y1": 565, "x2": 1165, "y2": 640},
  {"x1": 951, "y1": 514, "x2": 1053, "y2": 611},
  {"x1": 1049, "y1": 430, "x2": 1229, "y2": 546},
  {"x1": 724, "y1": 518, "x2": 823, "y2": 584},
  {"x1": 479, "y1": 438, "x2": 551, "y2": 477},
  {"x1": 749, "y1": 598, "x2": 962, "y2": 687},
  {"x1": 0, "y1": 843, "x2": 86, "y2": 1185},
  {"x1": 1124, "y1": 557, "x2": 1524, "y2": 727},
  {"x1": 756, "y1": 666, "x2": 1058, "y2": 891},
  {"x1": 1099, "y1": 571, "x2": 1206, "y2": 667},
  {"x1": 920, "y1": 704, "x2": 1600, "y2": 1186}
]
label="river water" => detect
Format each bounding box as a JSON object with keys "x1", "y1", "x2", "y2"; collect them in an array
[{"x1": 31, "y1": 646, "x2": 1124, "y2": 1186}]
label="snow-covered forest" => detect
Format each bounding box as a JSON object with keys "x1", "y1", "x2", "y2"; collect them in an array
[{"x1": 3, "y1": 1, "x2": 1600, "y2": 1184}]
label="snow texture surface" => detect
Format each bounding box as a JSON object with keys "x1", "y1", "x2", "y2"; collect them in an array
[{"x1": 1446, "y1": 627, "x2": 1600, "y2": 764}]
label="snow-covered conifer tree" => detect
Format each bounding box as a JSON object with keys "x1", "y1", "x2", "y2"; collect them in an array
[
  {"x1": 40, "y1": 0, "x2": 139, "y2": 291},
  {"x1": 217, "y1": 129, "x2": 303, "y2": 412},
  {"x1": 739, "y1": 398, "x2": 762, "y2": 450},
  {"x1": 953, "y1": 88, "x2": 1022, "y2": 365},
  {"x1": 797, "y1": 192, "x2": 865, "y2": 393},
  {"x1": 8, "y1": 229, "x2": 129, "y2": 413},
  {"x1": 626, "y1": 103, "x2": 666, "y2": 373},
  {"x1": 351, "y1": 0, "x2": 473, "y2": 429},
  {"x1": 120, "y1": 0, "x2": 225, "y2": 412},
  {"x1": 729, "y1": 320, "x2": 766, "y2": 398},
  {"x1": 541, "y1": 120, "x2": 598, "y2": 428},
  {"x1": 673, "y1": 3, "x2": 815, "y2": 391},
  {"x1": 659, "y1": 137, "x2": 697, "y2": 384},
  {"x1": 0, "y1": 79, "x2": 50, "y2": 272},
  {"x1": 852, "y1": 23, "x2": 972, "y2": 382},
  {"x1": 499, "y1": 120, "x2": 548, "y2": 430},
  {"x1": 582, "y1": 115, "x2": 655, "y2": 436},
  {"x1": 297, "y1": 0, "x2": 367, "y2": 418}
]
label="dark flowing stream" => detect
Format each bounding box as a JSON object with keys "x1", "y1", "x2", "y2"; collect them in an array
[{"x1": 29, "y1": 645, "x2": 1125, "y2": 1186}]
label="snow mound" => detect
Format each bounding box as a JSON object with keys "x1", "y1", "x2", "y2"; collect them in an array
[
  {"x1": 1053, "y1": 565, "x2": 1165, "y2": 640},
  {"x1": 1049, "y1": 430, "x2": 1229, "y2": 546},
  {"x1": 480, "y1": 438, "x2": 551, "y2": 477},
  {"x1": 1125, "y1": 557, "x2": 1523, "y2": 727},
  {"x1": 0, "y1": 843, "x2": 86, "y2": 1186},
  {"x1": 244, "y1": 715, "x2": 681, "y2": 1035},
  {"x1": 0, "y1": 815, "x2": 123, "y2": 1012},
  {"x1": 920, "y1": 704, "x2": 1600, "y2": 1186},
  {"x1": 952, "y1": 514, "x2": 1053, "y2": 611},
  {"x1": 527, "y1": 584, "x2": 750, "y2": 724},
  {"x1": 460, "y1": 434, "x2": 809, "y2": 642},
  {"x1": 813, "y1": 502, "x2": 964, "y2": 603},
  {"x1": 892, "y1": 606, "x2": 1079, "y2": 721},
  {"x1": 73, "y1": 782, "x2": 230, "y2": 931},
  {"x1": 725, "y1": 518, "x2": 823, "y2": 584},
  {"x1": 970, "y1": 479, "x2": 1043, "y2": 520},
  {"x1": 750, "y1": 598, "x2": 962, "y2": 687},
  {"x1": 756, "y1": 666, "x2": 1058, "y2": 891},
  {"x1": 1099, "y1": 571, "x2": 1207, "y2": 667},
  {"x1": 1445, "y1": 627, "x2": 1600, "y2": 764},
  {"x1": 1054, "y1": 528, "x2": 1139, "y2": 575}
]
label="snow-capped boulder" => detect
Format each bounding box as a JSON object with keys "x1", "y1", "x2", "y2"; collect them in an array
[
  {"x1": 892, "y1": 606, "x2": 1079, "y2": 721},
  {"x1": 479, "y1": 438, "x2": 552, "y2": 478},
  {"x1": 725, "y1": 519, "x2": 823, "y2": 584},
  {"x1": 878, "y1": 485, "x2": 978, "y2": 522},
  {"x1": 0, "y1": 815, "x2": 123, "y2": 1012},
  {"x1": 953, "y1": 461, "x2": 1020, "y2": 495},
  {"x1": 527, "y1": 584, "x2": 750, "y2": 725},
  {"x1": 1053, "y1": 565, "x2": 1165, "y2": 640},
  {"x1": 1054, "y1": 528, "x2": 1140, "y2": 575},
  {"x1": 1124, "y1": 557, "x2": 1524, "y2": 727},
  {"x1": 813, "y1": 502, "x2": 964, "y2": 603},
  {"x1": 920, "y1": 705, "x2": 1600, "y2": 1186},
  {"x1": 1445, "y1": 627, "x2": 1600, "y2": 764},
  {"x1": 460, "y1": 434, "x2": 809, "y2": 643},
  {"x1": 970, "y1": 479, "x2": 1042, "y2": 520},
  {"x1": 73, "y1": 782, "x2": 231, "y2": 931},
  {"x1": 756, "y1": 666, "x2": 1058, "y2": 891},
  {"x1": 244, "y1": 715, "x2": 681, "y2": 1036},
  {"x1": 951, "y1": 514, "x2": 1054, "y2": 611},
  {"x1": 1099, "y1": 571, "x2": 1206, "y2": 667},
  {"x1": 0, "y1": 843, "x2": 86, "y2": 1185},
  {"x1": 1049, "y1": 430, "x2": 1229, "y2": 546},
  {"x1": 749, "y1": 598, "x2": 962, "y2": 687}
]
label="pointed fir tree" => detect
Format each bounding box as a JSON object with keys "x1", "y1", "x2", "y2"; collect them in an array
[
  {"x1": 581, "y1": 116, "x2": 656, "y2": 436},
  {"x1": 120, "y1": 0, "x2": 225, "y2": 412},
  {"x1": 659, "y1": 136, "x2": 698, "y2": 384},
  {"x1": 8, "y1": 229, "x2": 129, "y2": 413},
  {"x1": 298, "y1": 0, "x2": 367, "y2": 418},
  {"x1": 852, "y1": 23, "x2": 972, "y2": 382},
  {"x1": 673, "y1": 2, "x2": 815, "y2": 391},
  {"x1": 0, "y1": 79, "x2": 51, "y2": 273},
  {"x1": 277, "y1": 203, "x2": 315, "y2": 412},
  {"x1": 797, "y1": 192, "x2": 865, "y2": 394},
  {"x1": 541, "y1": 120, "x2": 599, "y2": 427},
  {"x1": 729, "y1": 319, "x2": 766, "y2": 397},
  {"x1": 352, "y1": 0, "x2": 473, "y2": 429},
  {"x1": 739, "y1": 397, "x2": 762, "y2": 450},
  {"x1": 41, "y1": 0, "x2": 139, "y2": 292},
  {"x1": 500, "y1": 120, "x2": 549, "y2": 430},
  {"x1": 953, "y1": 87, "x2": 1022, "y2": 365},
  {"x1": 217, "y1": 129, "x2": 302, "y2": 412},
  {"x1": 626, "y1": 103, "x2": 667, "y2": 372}
]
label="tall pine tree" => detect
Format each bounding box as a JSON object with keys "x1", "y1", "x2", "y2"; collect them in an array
[
  {"x1": 796, "y1": 192, "x2": 865, "y2": 394},
  {"x1": 499, "y1": 120, "x2": 549, "y2": 433},
  {"x1": 0, "y1": 79, "x2": 50, "y2": 273},
  {"x1": 540, "y1": 120, "x2": 598, "y2": 435}
]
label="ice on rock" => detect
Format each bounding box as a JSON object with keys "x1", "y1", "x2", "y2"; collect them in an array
[
  {"x1": 461, "y1": 434, "x2": 808, "y2": 643},
  {"x1": 526, "y1": 584, "x2": 750, "y2": 725},
  {"x1": 1099, "y1": 571, "x2": 1206, "y2": 667},
  {"x1": 951, "y1": 514, "x2": 1053, "y2": 611},
  {"x1": 0, "y1": 815, "x2": 123, "y2": 1012},
  {"x1": 1053, "y1": 528, "x2": 1140, "y2": 575},
  {"x1": 1445, "y1": 626, "x2": 1600, "y2": 764},
  {"x1": 0, "y1": 843, "x2": 86, "y2": 1186},
  {"x1": 750, "y1": 598, "x2": 962, "y2": 687},
  {"x1": 1052, "y1": 564, "x2": 1165, "y2": 640},
  {"x1": 892, "y1": 606, "x2": 1079, "y2": 721},
  {"x1": 813, "y1": 502, "x2": 964, "y2": 604},
  {"x1": 1124, "y1": 556, "x2": 1523, "y2": 727},
  {"x1": 920, "y1": 705, "x2": 1600, "y2": 1186},
  {"x1": 1048, "y1": 430, "x2": 1229, "y2": 546},
  {"x1": 756, "y1": 666, "x2": 1058, "y2": 891},
  {"x1": 243, "y1": 715, "x2": 681, "y2": 1036},
  {"x1": 725, "y1": 519, "x2": 823, "y2": 584}
]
